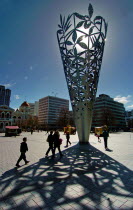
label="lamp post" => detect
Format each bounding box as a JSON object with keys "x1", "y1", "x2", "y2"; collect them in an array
[{"x1": 57, "y1": 4, "x2": 108, "y2": 143}]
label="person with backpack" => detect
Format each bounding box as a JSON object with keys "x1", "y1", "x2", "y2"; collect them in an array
[
  {"x1": 53, "y1": 130, "x2": 63, "y2": 158},
  {"x1": 66, "y1": 131, "x2": 71, "y2": 147},
  {"x1": 45, "y1": 131, "x2": 54, "y2": 156}
]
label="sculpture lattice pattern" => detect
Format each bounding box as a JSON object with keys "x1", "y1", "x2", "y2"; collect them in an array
[{"x1": 57, "y1": 4, "x2": 108, "y2": 113}]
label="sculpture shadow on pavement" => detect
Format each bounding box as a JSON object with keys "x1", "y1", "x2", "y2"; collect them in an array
[{"x1": 0, "y1": 144, "x2": 133, "y2": 209}]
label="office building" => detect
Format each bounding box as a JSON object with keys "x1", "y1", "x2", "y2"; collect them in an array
[
  {"x1": 38, "y1": 96, "x2": 69, "y2": 128},
  {"x1": 92, "y1": 94, "x2": 126, "y2": 130},
  {"x1": 126, "y1": 110, "x2": 133, "y2": 119},
  {"x1": 0, "y1": 85, "x2": 11, "y2": 106},
  {"x1": 125, "y1": 110, "x2": 133, "y2": 128}
]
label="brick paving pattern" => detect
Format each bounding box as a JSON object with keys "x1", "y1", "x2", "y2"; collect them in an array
[{"x1": 0, "y1": 131, "x2": 133, "y2": 209}]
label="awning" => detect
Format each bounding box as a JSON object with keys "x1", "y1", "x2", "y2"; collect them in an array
[{"x1": 5, "y1": 126, "x2": 19, "y2": 129}]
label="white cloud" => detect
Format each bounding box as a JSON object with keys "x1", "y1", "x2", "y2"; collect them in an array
[
  {"x1": 8, "y1": 61, "x2": 13, "y2": 65},
  {"x1": 24, "y1": 76, "x2": 28, "y2": 80},
  {"x1": 2, "y1": 82, "x2": 16, "y2": 88},
  {"x1": 29, "y1": 66, "x2": 33, "y2": 70},
  {"x1": 114, "y1": 95, "x2": 132, "y2": 104},
  {"x1": 14, "y1": 95, "x2": 20, "y2": 100},
  {"x1": 126, "y1": 105, "x2": 133, "y2": 109}
]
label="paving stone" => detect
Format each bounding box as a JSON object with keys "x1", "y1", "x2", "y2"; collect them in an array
[
  {"x1": 0, "y1": 132, "x2": 133, "y2": 209},
  {"x1": 120, "y1": 204, "x2": 133, "y2": 210},
  {"x1": 100, "y1": 198, "x2": 115, "y2": 208},
  {"x1": 36, "y1": 200, "x2": 51, "y2": 209},
  {"x1": 112, "y1": 199, "x2": 126, "y2": 208},
  {"x1": 124, "y1": 200, "x2": 133, "y2": 208},
  {"x1": 26, "y1": 199, "x2": 41, "y2": 208}
]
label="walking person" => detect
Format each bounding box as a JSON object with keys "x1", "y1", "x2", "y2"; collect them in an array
[
  {"x1": 45, "y1": 131, "x2": 54, "y2": 156},
  {"x1": 53, "y1": 130, "x2": 63, "y2": 158},
  {"x1": 66, "y1": 131, "x2": 71, "y2": 147},
  {"x1": 31, "y1": 128, "x2": 33, "y2": 135},
  {"x1": 16, "y1": 137, "x2": 30, "y2": 167},
  {"x1": 96, "y1": 131, "x2": 101, "y2": 143},
  {"x1": 102, "y1": 126, "x2": 109, "y2": 150}
]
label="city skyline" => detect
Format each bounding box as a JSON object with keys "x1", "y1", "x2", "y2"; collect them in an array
[{"x1": 0, "y1": 0, "x2": 133, "y2": 110}]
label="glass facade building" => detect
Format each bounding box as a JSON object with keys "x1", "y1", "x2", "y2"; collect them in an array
[
  {"x1": 92, "y1": 94, "x2": 126, "y2": 130},
  {"x1": 0, "y1": 85, "x2": 11, "y2": 106}
]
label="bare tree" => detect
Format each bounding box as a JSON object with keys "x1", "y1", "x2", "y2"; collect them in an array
[{"x1": 56, "y1": 108, "x2": 75, "y2": 128}]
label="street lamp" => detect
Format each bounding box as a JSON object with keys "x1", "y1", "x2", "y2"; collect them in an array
[{"x1": 57, "y1": 4, "x2": 108, "y2": 143}]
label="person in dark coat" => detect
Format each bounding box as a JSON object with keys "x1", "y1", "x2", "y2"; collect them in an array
[
  {"x1": 53, "y1": 130, "x2": 63, "y2": 158},
  {"x1": 66, "y1": 131, "x2": 71, "y2": 147},
  {"x1": 31, "y1": 128, "x2": 33, "y2": 135},
  {"x1": 102, "y1": 126, "x2": 109, "y2": 150},
  {"x1": 45, "y1": 131, "x2": 54, "y2": 156},
  {"x1": 16, "y1": 137, "x2": 29, "y2": 167}
]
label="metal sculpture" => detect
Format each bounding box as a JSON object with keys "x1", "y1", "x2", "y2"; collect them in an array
[{"x1": 57, "y1": 4, "x2": 108, "y2": 143}]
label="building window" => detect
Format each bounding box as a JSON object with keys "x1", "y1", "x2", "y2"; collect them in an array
[
  {"x1": 6, "y1": 113, "x2": 10, "y2": 119},
  {"x1": 0, "y1": 123, "x2": 3, "y2": 128},
  {"x1": 1, "y1": 112, "x2": 5, "y2": 118},
  {"x1": 13, "y1": 116, "x2": 16, "y2": 123}
]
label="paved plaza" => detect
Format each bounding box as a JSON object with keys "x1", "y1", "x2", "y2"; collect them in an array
[{"x1": 0, "y1": 131, "x2": 133, "y2": 210}]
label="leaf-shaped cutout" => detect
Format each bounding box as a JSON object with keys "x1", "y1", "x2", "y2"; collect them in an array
[
  {"x1": 60, "y1": 47, "x2": 66, "y2": 51},
  {"x1": 74, "y1": 13, "x2": 85, "y2": 20},
  {"x1": 94, "y1": 16, "x2": 102, "y2": 21},
  {"x1": 77, "y1": 35, "x2": 84, "y2": 44},
  {"x1": 58, "y1": 24, "x2": 61, "y2": 28},
  {"x1": 63, "y1": 16, "x2": 65, "y2": 27},
  {"x1": 89, "y1": 26, "x2": 94, "y2": 35},
  {"x1": 105, "y1": 22, "x2": 108, "y2": 36},
  {"x1": 79, "y1": 64, "x2": 86, "y2": 69},
  {"x1": 66, "y1": 24, "x2": 72, "y2": 32},
  {"x1": 88, "y1": 4, "x2": 93, "y2": 19},
  {"x1": 60, "y1": 14, "x2": 63, "y2": 25},
  {"x1": 76, "y1": 21, "x2": 84, "y2": 28},
  {"x1": 72, "y1": 30, "x2": 77, "y2": 42},
  {"x1": 74, "y1": 48, "x2": 77, "y2": 56},
  {"x1": 57, "y1": 29, "x2": 63, "y2": 34},
  {"x1": 78, "y1": 42, "x2": 88, "y2": 49},
  {"x1": 78, "y1": 51, "x2": 85, "y2": 56},
  {"x1": 84, "y1": 21, "x2": 91, "y2": 29},
  {"x1": 95, "y1": 21, "x2": 101, "y2": 25},
  {"x1": 66, "y1": 41, "x2": 73, "y2": 45},
  {"x1": 78, "y1": 57, "x2": 86, "y2": 63},
  {"x1": 66, "y1": 15, "x2": 72, "y2": 25}
]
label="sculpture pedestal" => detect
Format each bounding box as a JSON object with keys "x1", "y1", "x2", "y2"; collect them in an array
[{"x1": 73, "y1": 101, "x2": 93, "y2": 143}]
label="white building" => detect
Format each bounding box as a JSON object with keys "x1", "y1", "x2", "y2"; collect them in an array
[
  {"x1": 29, "y1": 103, "x2": 35, "y2": 116},
  {"x1": 38, "y1": 96, "x2": 69, "y2": 127},
  {"x1": 34, "y1": 101, "x2": 39, "y2": 116}
]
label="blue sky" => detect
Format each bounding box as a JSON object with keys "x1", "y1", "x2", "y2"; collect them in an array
[{"x1": 0, "y1": 0, "x2": 133, "y2": 110}]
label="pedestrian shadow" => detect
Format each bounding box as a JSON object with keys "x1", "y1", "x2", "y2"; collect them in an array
[{"x1": 0, "y1": 143, "x2": 133, "y2": 209}]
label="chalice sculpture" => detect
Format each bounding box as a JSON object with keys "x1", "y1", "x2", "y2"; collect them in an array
[{"x1": 57, "y1": 4, "x2": 108, "y2": 143}]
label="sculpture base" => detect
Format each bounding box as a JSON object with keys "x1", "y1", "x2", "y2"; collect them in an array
[
  {"x1": 74, "y1": 101, "x2": 93, "y2": 143},
  {"x1": 79, "y1": 142, "x2": 89, "y2": 145}
]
